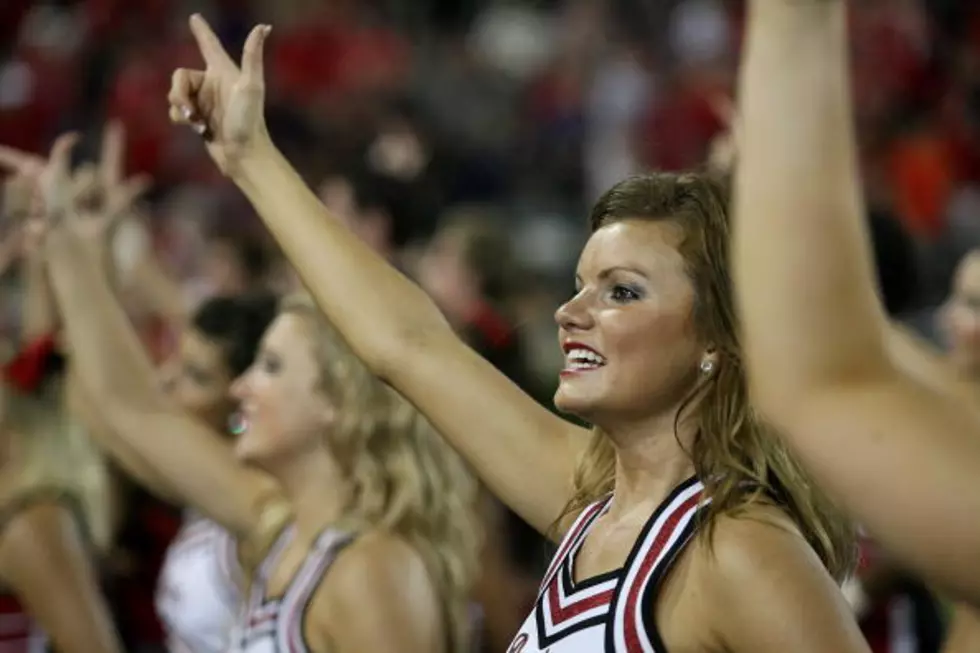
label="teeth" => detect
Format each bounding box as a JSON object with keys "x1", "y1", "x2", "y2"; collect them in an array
[{"x1": 565, "y1": 348, "x2": 607, "y2": 368}]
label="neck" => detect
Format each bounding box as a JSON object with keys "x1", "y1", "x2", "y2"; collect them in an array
[
  {"x1": 602, "y1": 412, "x2": 697, "y2": 522},
  {"x1": 269, "y1": 446, "x2": 350, "y2": 544}
]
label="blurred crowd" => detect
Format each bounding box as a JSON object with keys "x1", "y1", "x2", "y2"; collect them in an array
[{"x1": 2, "y1": 0, "x2": 980, "y2": 652}]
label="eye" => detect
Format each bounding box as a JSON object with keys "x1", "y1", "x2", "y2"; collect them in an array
[
  {"x1": 610, "y1": 284, "x2": 642, "y2": 303},
  {"x1": 184, "y1": 364, "x2": 212, "y2": 386},
  {"x1": 261, "y1": 352, "x2": 282, "y2": 374}
]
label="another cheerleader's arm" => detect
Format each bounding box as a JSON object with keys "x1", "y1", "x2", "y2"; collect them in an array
[
  {"x1": 65, "y1": 371, "x2": 183, "y2": 506},
  {"x1": 45, "y1": 226, "x2": 285, "y2": 549},
  {"x1": 702, "y1": 510, "x2": 870, "y2": 653},
  {"x1": 0, "y1": 500, "x2": 122, "y2": 653},
  {"x1": 308, "y1": 533, "x2": 446, "y2": 653},
  {"x1": 732, "y1": 0, "x2": 980, "y2": 602}
]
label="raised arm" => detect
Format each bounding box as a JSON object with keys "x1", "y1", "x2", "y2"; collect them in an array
[
  {"x1": 37, "y1": 136, "x2": 284, "y2": 549},
  {"x1": 733, "y1": 0, "x2": 980, "y2": 602},
  {"x1": 166, "y1": 15, "x2": 584, "y2": 534},
  {"x1": 0, "y1": 500, "x2": 122, "y2": 653},
  {"x1": 3, "y1": 132, "x2": 205, "y2": 507}
]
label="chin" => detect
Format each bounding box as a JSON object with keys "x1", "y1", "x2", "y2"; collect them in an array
[
  {"x1": 553, "y1": 387, "x2": 597, "y2": 422},
  {"x1": 233, "y1": 431, "x2": 276, "y2": 467}
]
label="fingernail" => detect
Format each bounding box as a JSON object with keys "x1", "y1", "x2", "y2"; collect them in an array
[
  {"x1": 182, "y1": 106, "x2": 192, "y2": 120},
  {"x1": 192, "y1": 122, "x2": 206, "y2": 135},
  {"x1": 264, "y1": 25, "x2": 272, "y2": 36}
]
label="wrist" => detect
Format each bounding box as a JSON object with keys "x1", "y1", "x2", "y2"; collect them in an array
[{"x1": 230, "y1": 136, "x2": 281, "y2": 190}]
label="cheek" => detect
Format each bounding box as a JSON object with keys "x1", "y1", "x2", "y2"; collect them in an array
[{"x1": 608, "y1": 308, "x2": 695, "y2": 359}]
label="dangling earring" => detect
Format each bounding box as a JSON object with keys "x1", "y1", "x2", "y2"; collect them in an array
[{"x1": 699, "y1": 359, "x2": 715, "y2": 376}]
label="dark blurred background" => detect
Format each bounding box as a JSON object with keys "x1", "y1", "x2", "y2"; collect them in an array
[{"x1": 3, "y1": 1, "x2": 980, "y2": 651}]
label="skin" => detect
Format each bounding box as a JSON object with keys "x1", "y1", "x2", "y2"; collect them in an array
[
  {"x1": 164, "y1": 14, "x2": 869, "y2": 651},
  {"x1": 0, "y1": 501, "x2": 121, "y2": 653},
  {"x1": 732, "y1": 0, "x2": 980, "y2": 604}
]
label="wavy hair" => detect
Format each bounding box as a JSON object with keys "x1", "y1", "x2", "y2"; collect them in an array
[
  {"x1": 279, "y1": 294, "x2": 480, "y2": 651},
  {"x1": 557, "y1": 172, "x2": 856, "y2": 581}
]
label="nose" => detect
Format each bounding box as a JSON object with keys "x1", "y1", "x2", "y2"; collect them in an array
[
  {"x1": 229, "y1": 371, "x2": 249, "y2": 401},
  {"x1": 555, "y1": 292, "x2": 594, "y2": 333}
]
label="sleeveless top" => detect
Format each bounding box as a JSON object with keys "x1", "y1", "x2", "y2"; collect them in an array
[
  {"x1": 227, "y1": 525, "x2": 354, "y2": 653},
  {"x1": 155, "y1": 513, "x2": 241, "y2": 653},
  {"x1": 0, "y1": 487, "x2": 91, "y2": 653},
  {"x1": 507, "y1": 476, "x2": 708, "y2": 653}
]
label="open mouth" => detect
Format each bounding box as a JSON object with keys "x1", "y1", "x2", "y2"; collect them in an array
[
  {"x1": 228, "y1": 411, "x2": 248, "y2": 435},
  {"x1": 562, "y1": 345, "x2": 608, "y2": 373}
]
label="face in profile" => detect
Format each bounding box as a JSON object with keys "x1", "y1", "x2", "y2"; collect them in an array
[
  {"x1": 158, "y1": 328, "x2": 234, "y2": 430},
  {"x1": 941, "y1": 251, "x2": 980, "y2": 374},
  {"x1": 554, "y1": 219, "x2": 706, "y2": 426},
  {"x1": 230, "y1": 313, "x2": 335, "y2": 467}
]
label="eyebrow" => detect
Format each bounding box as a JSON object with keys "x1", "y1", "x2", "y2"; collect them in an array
[{"x1": 575, "y1": 266, "x2": 650, "y2": 284}]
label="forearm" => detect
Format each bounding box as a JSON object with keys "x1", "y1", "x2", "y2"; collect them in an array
[
  {"x1": 65, "y1": 371, "x2": 181, "y2": 505},
  {"x1": 44, "y1": 229, "x2": 163, "y2": 412},
  {"x1": 232, "y1": 142, "x2": 450, "y2": 375},
  {"x1": 734, "y1": 0, "x2": 889, "y2": 407},
  {"x1": 20, "y1": 253, "x2": 57, "y2": 342}
]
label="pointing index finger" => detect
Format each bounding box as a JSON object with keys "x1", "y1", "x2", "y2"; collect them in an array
[{"x1": 189, "y1": 13, "x2": 237, "y2": 71}]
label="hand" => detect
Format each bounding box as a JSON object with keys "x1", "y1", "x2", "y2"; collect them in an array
[
  {"x1": 0, "y1": 128, "x2": 149, "y2": 249},
  {"x1": 168, "y1": 15, "x2": 273, "y2": 175},
  {"x1": 72, "y1": 123, "x2": 150, "y2": 245}
]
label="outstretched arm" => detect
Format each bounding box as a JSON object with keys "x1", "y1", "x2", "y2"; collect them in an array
[
  {"x1": 733, "y1": 0, "x2": 980, "y2": 603},
  {"x1": 37, "y1": 136, "x2": 283, "y2": 549},
  {"x1": 167, "y1": 15, "x2": 586, "y2": 535}
]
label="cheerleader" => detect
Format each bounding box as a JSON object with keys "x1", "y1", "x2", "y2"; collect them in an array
[
  {"x1": 32, "y1": 134, "x2": 479, "y2": 653},
  {"x1": 167, "y1": 15, "x2": 869, "y2": 653},
  {"x1": 2, "y1": 127, "x2": 278, "y2": 653}
]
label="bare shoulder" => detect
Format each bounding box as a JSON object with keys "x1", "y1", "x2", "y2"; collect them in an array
[
  {"x1": 698, "y1": 503, "x2": 817, "y2": 574},
  {"x1": 327, "y1": 530, "x2": 435, "y2": 597},
  {"x1": 0, "y1": 498, "x2": 82, "y2": 563},
  {"x1": 688, "y1": 505, "x2": 868, "y2": 653},
  {"x1": 308, "y1": 530, "x2": 445, "y2": 653}
]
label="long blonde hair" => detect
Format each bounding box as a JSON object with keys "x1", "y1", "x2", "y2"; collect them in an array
[
  {"x1": 280, "y1": 294, "x2": 480, "y2": 651},
  {"x1": 558, "y1": 172, "x2": 856, "y2": 581},
  {"x1": 0, "y1": 364, "x2": 113, "y2": 553}
]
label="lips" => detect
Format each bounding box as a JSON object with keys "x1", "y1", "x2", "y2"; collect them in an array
[{"x1": 561, "y1": 341, "x2": 607, "y2": 374}]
